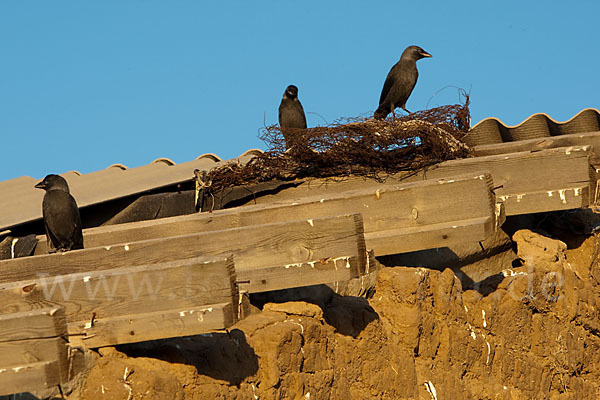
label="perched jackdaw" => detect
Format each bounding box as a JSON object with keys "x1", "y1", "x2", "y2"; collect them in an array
[
  {"x1": 278, "y1": 85, "x2": 307, "y2": 149},
  {"x1": 374, "y1": 45, "x2": 432, "y2": 120},
  {"x1": 35, "y1": 174, "x2": 83, "y2": 252}
]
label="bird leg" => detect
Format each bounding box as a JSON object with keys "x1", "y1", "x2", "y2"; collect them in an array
[{"x1": 402, "y1": 106, "x2": 411, "y2": 114}]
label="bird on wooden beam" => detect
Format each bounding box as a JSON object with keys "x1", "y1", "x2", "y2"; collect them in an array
[
  {"x1": 35, "y1": 174, "x2": 84, "y2": 253},
  {"x1": 278, "y1": 84, "x2": 307, "y2": 149},
  {"x1": 374, "y1": 45, "x2": 432, "y2": 120}
]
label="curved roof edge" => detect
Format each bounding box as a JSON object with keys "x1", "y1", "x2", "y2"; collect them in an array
[
  {"x1": 467, "y1": 108, "x2": 600, "y2": 146},
  {"x1": 471, "y1": 108, "x2": 600, "y2": 130},
  {"x1": 240, "y1": 148, "x2": 264, "y2": 157},
  {"x1": 195, "y1": 153, "x2": 222, "y2": 162},
  {"x1": 62, "y1": 170, "x2": 82, "y2": 177},
  {"x1": 152, "y1": 157, "x2": 176, "y2": 166},
  {"x1": 107, "y1": 163, "x2": 128, "y2": 170}
]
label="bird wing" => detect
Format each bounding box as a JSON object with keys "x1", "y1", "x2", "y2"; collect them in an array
[
  {"x1": 278, "y1": 101, "x2": 284, "y2": 125},
  {"x1": 400, "y1": 69, "x2": 419, "y2": 108},
  {"x1": 298, "y1": 101, "x2": 307, "y2": 129},
  {"x1": 378, "y1": 72, "x2": 396, "y2": 106},
  {"x1": 72, "y1": 197, "x2": 84, "y2": 249},
  {"x1": 43, "y1": 219, "x2": 57, "y2": 250}
]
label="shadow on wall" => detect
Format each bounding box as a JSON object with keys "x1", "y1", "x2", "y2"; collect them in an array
[
  {"x1": 250, "y1": 284, "x2": 379, "y2": 338},
  {"x1": 115, "y1": 286, "x2": 380, "y2": 386},
  {"x1": 117, "y1": 329, "x2": 259, "y2": 386},
  {"x1": 324, "y1": 294, "x2": 379, "y2": 338},
  {"x1": 0, "y1": 393, "x2": 40, "y2": 400},
  {"x1": 376, "y1": 241, "x2": 516, "y2": 297},
  {"x1": 376, "y1": 210, "x2": 599, "y2": 297}
]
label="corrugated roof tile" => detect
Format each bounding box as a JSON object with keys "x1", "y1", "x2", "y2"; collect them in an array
[
  {"x1": 241, "y1": 149, "x2": 264, "y2": 157},
  {"x1": 467, "y1": 108, "x2": 600, "y2": 146},
  {"x1": 0, "y1": 150, "x2": 262, "y2": 231},
  {"x1": 196, "y1": 153, "x2": 222, "y2": 162},
  {"x1": 107, "y1": 163, "x2": 128, "y2": 170},
  {"x1": 5, "y1": 106, "x2": 598, "y2": 230},
  {"x1": 152, "y1": 158, "x2": 175, "y2": 166}
]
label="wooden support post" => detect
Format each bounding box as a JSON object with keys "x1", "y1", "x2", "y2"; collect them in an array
[
  {"x1": 0, "y1": 307, "x2": 68, "y2": 396},
  {"x1": 0, "y1": 360, "x2": 63, "y2": 396}
]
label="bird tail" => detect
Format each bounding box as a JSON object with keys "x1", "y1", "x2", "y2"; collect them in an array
[{"x1": 373, "y1": 106, "x2": 389, "y2": 120}]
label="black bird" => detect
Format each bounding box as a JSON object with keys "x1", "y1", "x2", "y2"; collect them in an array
[
  {"x1": 35, "y1": 174, "x2": 83, "y2": 253},
  {"x1": 374, "y1": 45, "x2": 432, "y2": 120},
  {"x1": 278, "y1": 85, "x2": 307, "y2": 149}
]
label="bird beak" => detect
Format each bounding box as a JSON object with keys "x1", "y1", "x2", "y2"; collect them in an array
[
  {"x1": 420, "y1": 51, "x2": 432, "y2": 58},
  {"x1": 34, "y1": 181, "x2": 46, "y2": 189}
]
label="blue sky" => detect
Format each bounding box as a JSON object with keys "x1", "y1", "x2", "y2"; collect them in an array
[{"x1": 1, "y1": 1, "x2": 597, "y2": 181}]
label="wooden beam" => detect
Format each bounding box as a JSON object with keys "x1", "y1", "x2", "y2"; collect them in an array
[
  {"x1": 34, "y1": 172, "x2": 496, "y2": 257},
  {"x1": 237, "y1": 255, "x2": 362, "y2": 293},
  {"x1": 0, "y1": 360, "x2": 61, "y2": 396},
  {"x1": 0, "y1": 257, "x2": 237, "y2": 349},
  {"x1": 472, "y1": 131, "x2": 600, "y2": 157},
  {"x1": 0, "y1": 337, "x2": 67, "y2": 374},
  {"x1": 366, "y1": 216, "x2": 494, "y2": 255},
  {"x1": 0, "y1": 256, "x2": 238, "y2": 328},
  {"x1": 69, "y1": 302, "x2": 234, "y2": 348},
  {"x1": 0, "y1": 307, "x2": 68, "y2": 395},
  {"x1": 0, "y1": 306, "x2": 66, "y2": 342},
  {"x1": 590, "y1": 155, "x2": 600, "y2": 211},
  {"x1": 233, "y1": 146, "x2": 593, "y2": 216},
  {"x1": 0, "y1": 214, "x2": 366, "y2": 294},
  {"x1": 425, "y1": 146, "x2": 591, "y2": 191},
  {"x1": 497, "y1": 186, "x2": 589, "y2": 215}
]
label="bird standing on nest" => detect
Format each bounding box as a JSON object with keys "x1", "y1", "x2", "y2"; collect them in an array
[
  {"x1": 35, "y1": 174, "x2": 84, "y2": 253},
  {"x1": 278, "y1": 84, "x2": 307, "y2": 149},
  {"x1": 374, "y1": 45, "x2": 432, "y2": 120}
]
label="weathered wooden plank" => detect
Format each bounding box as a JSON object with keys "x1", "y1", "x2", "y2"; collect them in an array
[
  {"x1": 328, "y1": 249, "x2": 380, "y2": 296},
  {"x1": 0, "y1": 214, "x2": 366, "y2": 294},
  {"x1": 496, "y1": 202, "x2": 506, "y2": 229},
  {"x1": 472, "y1": 131, "x2": 600, "y2": 156},
  {"x1": 0, "y1": 256, "x2": 238, "y2": 328},
  {"x1": 366, "y1": 216, "x2": 494, "y2": 255},
  {"x1": 497, "y1": 186, "x2": 589, "y2": 216},
  {"x1": 69, "y1": 302, "x2": 233, "y2": 348},
  {"x1": 233, "y1": 146, "x2": 592, "y2": 216},
  {"x1": 237, "y1": 255, "x2": 361, "y2": 293},
  {"x1": 34, "y1": 172, "x2": 496, "y2": 257},
  {"x1": 436, "y1": 146, "x2": 591, "y2": 193},
  {"x1": 590, "y1": 156, "x2": 600, "y2": 210},
  {"x1": 0, "y1": 336, "x2": 67, "y2": 373},
  {"x1": 0, "y1": 306, "x2": 65, "y2": 342},
  {"x1": 0, "y1": 307, "x2": 68, "y2": 392},
  {"x1": 0, "y1": 360, "x2": 61, "y2": 396}
]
